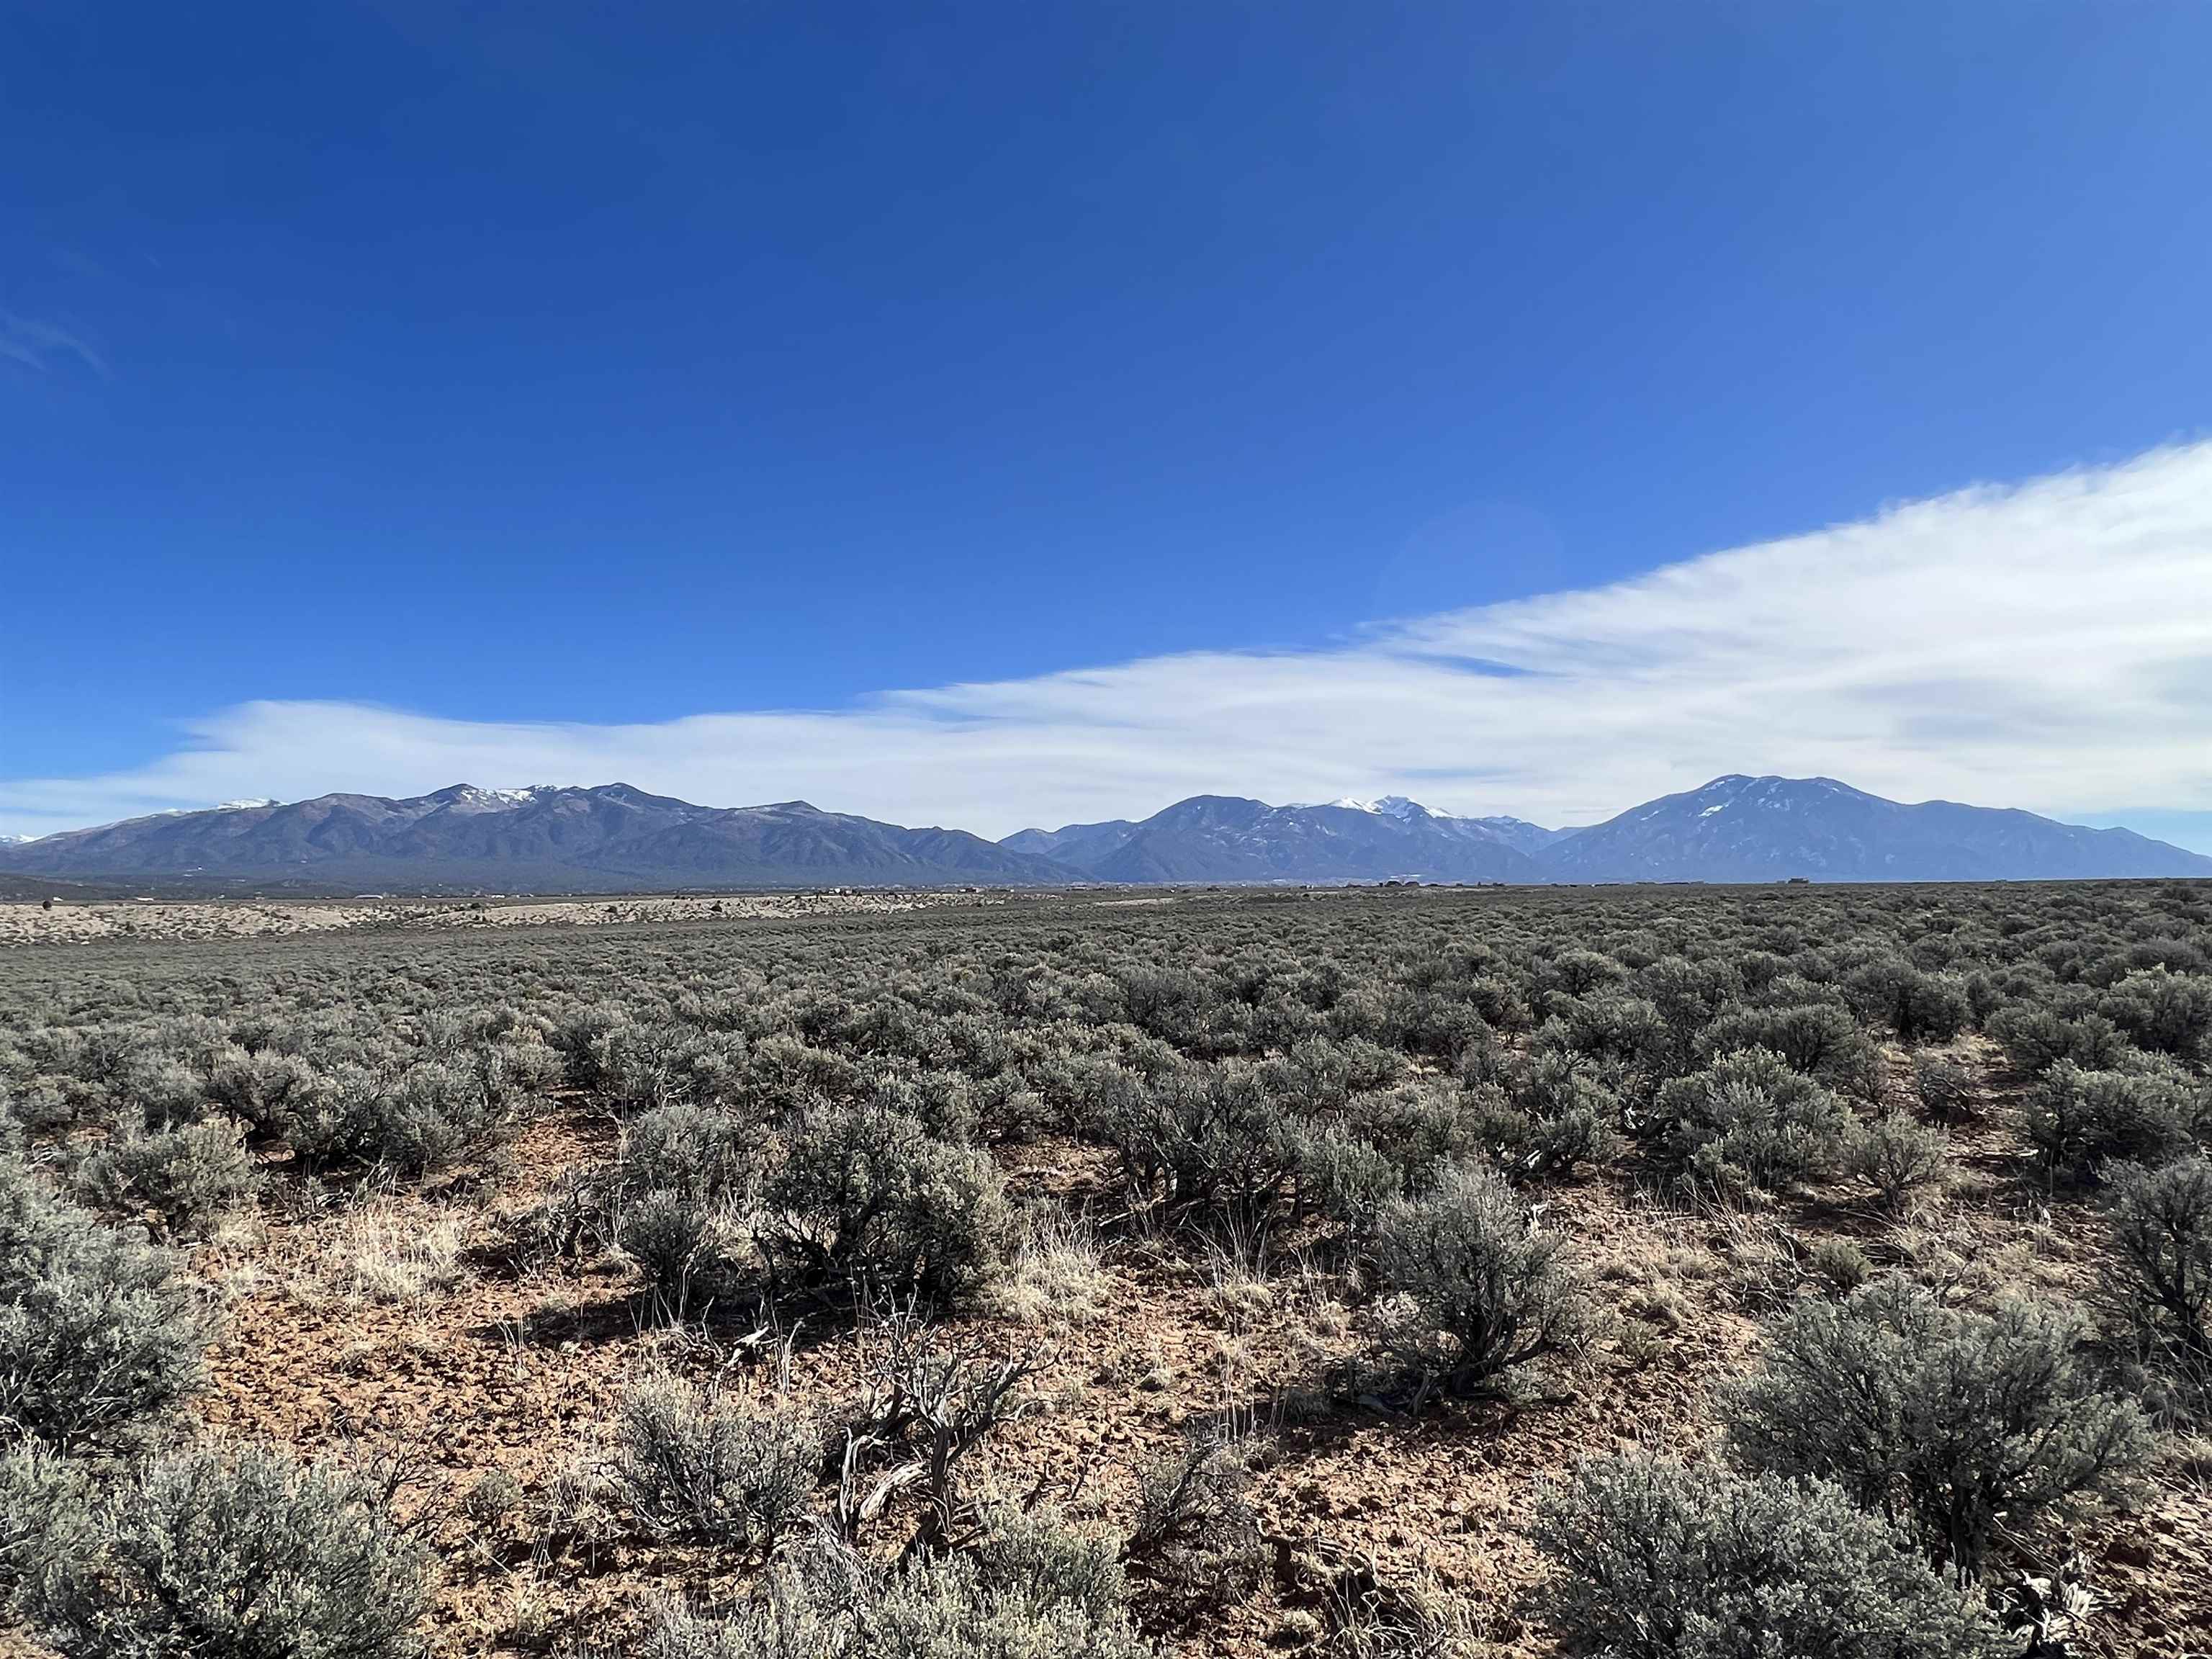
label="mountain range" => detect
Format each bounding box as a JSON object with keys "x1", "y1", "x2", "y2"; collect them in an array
[
  {"x1": 0, "y1": 784, "x2": 1069, "y2": 894},
  {"x1": 1010, "y1": 794, "x2": 1551, "y2": 884},
  {"x1": 2, "y1": 775, "x2": 2206, "y2": 894}
]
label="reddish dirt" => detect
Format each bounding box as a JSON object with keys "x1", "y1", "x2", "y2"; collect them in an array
[{"x1": 131, "y1": 1061, "x2": 2209, "y2": 1659}]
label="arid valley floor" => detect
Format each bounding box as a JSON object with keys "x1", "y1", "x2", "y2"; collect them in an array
[{"x1": 3, "y1": 884, "x2": 2208, "y2": 1658}]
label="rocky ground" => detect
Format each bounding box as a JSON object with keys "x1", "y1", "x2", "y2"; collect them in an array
[{"x1": 158, "y1": 1067, "x2": 2212, "y2": 1658}]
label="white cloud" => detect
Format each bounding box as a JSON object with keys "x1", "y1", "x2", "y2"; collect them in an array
[
  {"x1": 0, "y1": 310, "x2": 107, "y2": 377},
  {"x1": 6, "y1": 442, "x2": 2212, "y2": 844}
]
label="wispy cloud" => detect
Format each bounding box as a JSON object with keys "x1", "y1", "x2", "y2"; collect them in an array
[
  {"x1": 0, "y1": 310, "x2": 108, "y2": 377},
  {"x1": 6, "y1": 443, "x2": 2212, "y2": 844}
]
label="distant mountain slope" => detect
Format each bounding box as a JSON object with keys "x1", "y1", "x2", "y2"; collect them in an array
[
  {"x1": 0, "y1": 785, "x2": 1079, "y2": 892},
  {"x1": 1463, "y1": 815, "x2": 1578, "y2": 858},
  {"x1": 1536, "y1": 775, "x2": 2212, "y2": 883},
  {"x1": 1021, "y1": 794, "x2": 1542, "y2": 884},
  {"x1": 999, "y1": 819, "x2": 1139, "y2": 868}
]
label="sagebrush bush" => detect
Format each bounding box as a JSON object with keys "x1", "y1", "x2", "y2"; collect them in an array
[
  {"x1": 1092, "y1": 1060, "x2": 1308, "y2": 1237},
  {"x1": 1125, "y1": 1432, "x2": 1268, "y2": 1622},
  {"x1": 1656, "y1": 1047, "x2": 1853, "y2": 1195},
  {"x1": 0, "y1": 1157, "x2": 214, "y2": 1451},
  {"x1": 548, "y1": 1003, "x2": 626, "y2": 1094},
  {"x1": 7, "y1": 1442, "x2": 430, "y2": 1659},
  {"x1": 619, "y1": 1102, "x2": 760, "y2": 1202},
  {"x1": 1842, "y1": 960, "x2": 1972, "y2": 1046},
  {"x1": 2099, "y1": 967, "x2": 2212, "y2": 1061},
  {"x1": 1341, "y1": 1079, "x2": 1481, "y2": 1195},
  {"x1": 1912, "y1": 1053, "x2": 1975, "y2": 1122},
  {"x1": 1843, "y1": 1112, "x2": 1949, "y2": 1214},
  {"x1": 1370, "y1": 1158, "x2": 1591, "y2": 1401},
  {"x1": 1989, "y1": 1007, "x2": 2128, "y2": 1077},
  {"x1": 202, "y1": 1046, "x2": 324, "y2": 1138},
  {"x1": 284, "y1": 1059, "x2": 511, "y2": 1177},
  {"x1": 962, "y1": 1504, "x2": 1125, "y2": 1622},
  {"x1": 866, "y1": 1063, "x2": 983, "y2": 1146},
  {"x1": 1807, "y1": 1235, "x2": 1872, "y2": 1294},
  {"x1": 1472, "y1": 1053, "x2": 1618, "y2": 1177},
  {"x1": 618, "y1": 1188, "x2": 737, "y2": 1308},
  {"x1": 1725, "y1": 1276, "x2": 2151, "y2": 1574},
  {"x1": 1536, "y1": 992, "x2": 1672, "y2": 1081},
  {"x1": 641, "y1": 1516, "x2": 1148, "y2": 1659},
  {"x1": 1293, "y1": 1121, "x2": 1401, "y2": 1236},
  {"x1": 1696, "y1": 1002, "x2": 1871, "y2": 1089},
  {"x1": 0, "y1": 1438, "x2": 89, "y2": 1619},
  {"x1": 74, "y1": 1116, "x2": 259, "y2": 1239},
  {"x1": 1531, "y1": 1454, "x2": 2005, "y2": 1659},
  {"x1": 593, "y1": 1020, "x2": 751, "y2": 1116},
  {"x1": 759, "y1": 1104, "x2": 1011, "y2": 1303},
  {"x1": 2103, "y1": 1157, "x2": 2212, "y2": 1413},
  {"x1": 613, "y1": 1375, "x2": 819, "y2": 1553},
  {"x1": 2020, "y1": 1058, "x2": 2200, "y2": 1182}
]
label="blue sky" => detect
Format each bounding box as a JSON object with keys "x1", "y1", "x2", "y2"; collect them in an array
[{"x1": 5, "y1": 3, "x2": 2212, "y2": 842}]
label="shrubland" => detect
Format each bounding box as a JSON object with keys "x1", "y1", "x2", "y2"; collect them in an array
[{"x1": 0, "y1": 876, "x2": 2208, "y2": 1656}]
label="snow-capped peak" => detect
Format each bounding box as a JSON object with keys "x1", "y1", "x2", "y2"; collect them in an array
[
  {"x1": 449, "y1": 786, "x2": 542, "y2": 809},
  {"x1": 217, "y1": 798, "x2": 279, "y2": 811},
  {"x1": 1372, "y1": 795, "x2": 1444, "y2": 821},
  {"x1": 1319, "y1": 794, "x2": 1441, "y2": 821}
]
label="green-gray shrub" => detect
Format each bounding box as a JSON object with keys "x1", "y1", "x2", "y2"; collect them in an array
[
  {"x1": 1093, "y1": 1061, "x2": 1307, "y2": 1237},
  {"x1": 2098, "y1": 968, "x2": 2212, "y2": 1062},
  {"x1": 1988, "y1": 1007, "x2": 2127, "y2": 1078},
  {"x1": 1370, "y1": 1158, "x2": 1592, "y2": 1401},
  {"x1": 757, "y1": 1104, "x2": 1011, "y2": 1304},
  {"x1": 1807, "y1": 1236, "x2": 1872, "y2": 1294},
  {"x1": 74, "y1": 1117, "x2": 260, "y2": 1240},
  {"x1": 2020, "y1": 1059, "x2": 2200, "y2": 1182},
  {"x1": 1472, "y1": 1053, "x2": 1619, "y2": 1177},
  {"x1": 1724, "y1": 1277, "x2": 2152, "y2": 1574},
  {"x1": 1292, "y1": 1123, "x2": 1400, "y2": 1236},
  {"x1": 972, "y1": 1503, "x2": 1132, "y2": 1629},
  {"x1": 2103, "y1": 1157, "x2": 2212, "y2": 1414},
  {"x1": 1124, "y1": 1432, "x2": 1268, "y2": 1622},
  {"x1": 640, "y1": 1516, "x2": 1147, "y2": 1659},
  {"x1": 1912, "y1": 1053, "x2": 1975, "y2": 1123},
  {"x1": 618, "y1": 1189, "x2": 734, "y2": 1307},
  {"x1": 1842, "y1": 961, "x2": 1972, "y2": 1046},
  {"x1": 1696, "y1": 1003, "x2": 1871, "y2": 1089},
  {"x1": 1655, "y1": 1048, "x2": 1853, "y2": 1195},
  {"x1": 201, "y1": 1046, "x2": 325, "y2": 1138},
  {"x1": 1343, "y1": 1079, "x2": 1482, "y2": 1194},
  {"x1": 284, "y1": 1060, "x2": 509, "y2": 1178},
  {"x1": 0, "y1": 1157, "x2": 215, "y2": 1451},
  {"x1": 1531, "y1": 1454, "x2": 2005, "y2": 1659},
  {"x1": 613, "y1": 1375, "x2": 817, "y2": 1553},
  {"x1": 9, "y1": 1442, "x2": 430, "y2": 1659},
  {"x1": 0, "y1": 1439, "x2": 90, "y2": 1620},
  {"x1": 1842, "y1": 1112, "x2": 1949, "y2": 1215}
]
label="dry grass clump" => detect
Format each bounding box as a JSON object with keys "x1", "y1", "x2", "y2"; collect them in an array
[
  {"x1": 983, "y1": 1202, "x2": 1111, "y2": 1327},
  {"x1": 1202, "y1": 1243, "x2": 1277, "y2": 1335},
  {"x1": 318, "y1": 1199, "x2": 475, "y2": 1305}
]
